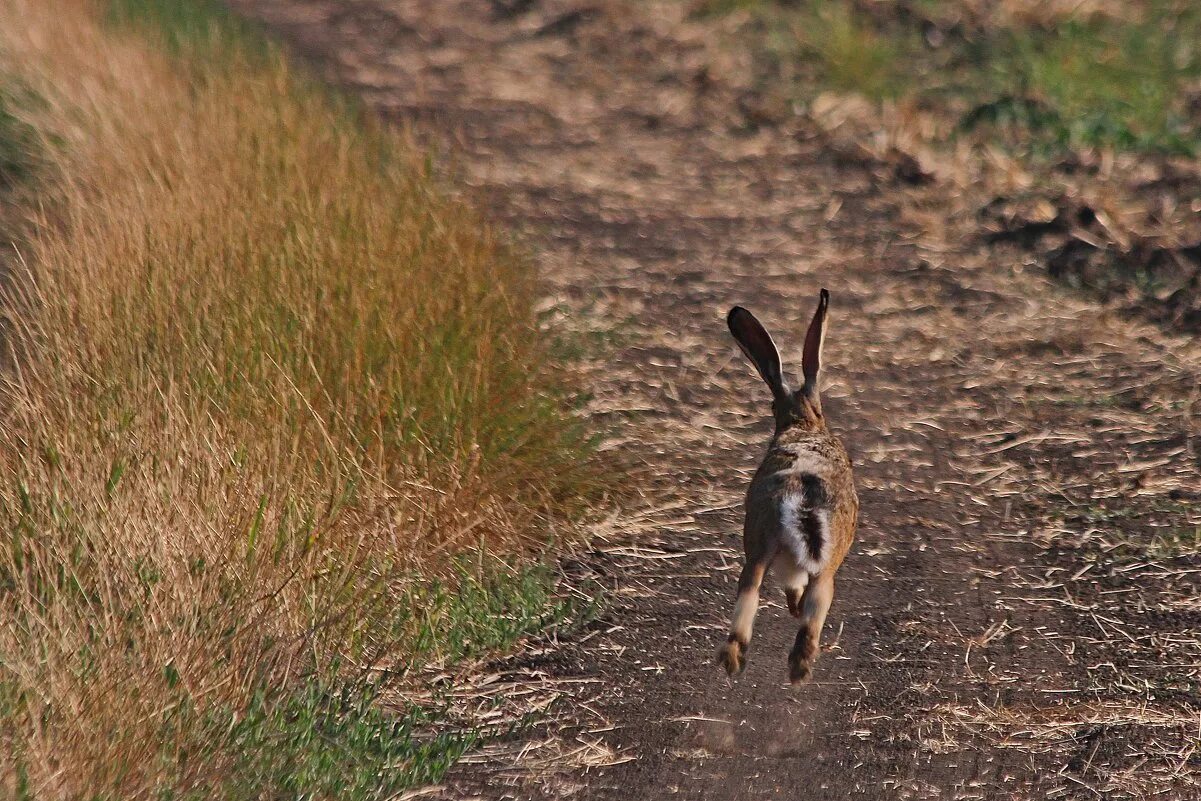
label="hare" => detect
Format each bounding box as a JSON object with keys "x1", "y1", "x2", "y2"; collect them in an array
[{"x1": 718, "y1": 289, "x2": 858, "y2": 684}]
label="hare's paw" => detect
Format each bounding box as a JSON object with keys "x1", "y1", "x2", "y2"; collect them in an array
[
  {"x1": 788, "y1": 654, "x2": 813, "y2": 684},
  {"x1": 785, "y1": 588, "x2": 803, "y2": 618},
  {"x1": 717, "y1": 638, "x2": 746, "y2": 676},
  {"x1": 788, "y1": 635, "x2": 818, "y2": 684}
]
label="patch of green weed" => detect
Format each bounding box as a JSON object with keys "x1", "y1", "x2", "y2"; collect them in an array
[
  {"x1": 401, "y1": 557, "x2": 599, "y2": 666},
  {"x1": 151, "y1": 673, "x2": 487, "y2": 800},
  {"x1": 964, "y1": 11, "x2": 1201, "y2": 154},
  {"x1": 0, "y1": 84, "x2": 42, "y2": 189},
  {"x1": 105, "y1": 0, "x2": 267, "y2": 58},
  {"x1": 799, "y1": 5, "x2": 911, "y2": 101}
]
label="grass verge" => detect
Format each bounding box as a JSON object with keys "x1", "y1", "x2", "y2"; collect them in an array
[{"x1": 0, "y1": 0, "x2": 597, "y2": 797}]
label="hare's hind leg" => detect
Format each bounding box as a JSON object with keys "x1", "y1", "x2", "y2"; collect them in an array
[
  {"x1": 717, "y1": 560, "x2": 767, "y2": 676},
  {"x1": 780, "y1": 559, "x2": 809, "y2": 618},
  {"x1": 789, "y1": 573, "x2": 834, "y2": 684}
]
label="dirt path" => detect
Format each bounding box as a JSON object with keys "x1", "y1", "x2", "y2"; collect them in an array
[{"x1": 230, "y1": 2, "x2": 1201, "y2": 798}]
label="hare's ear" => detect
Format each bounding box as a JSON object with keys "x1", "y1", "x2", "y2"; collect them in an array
[
  {"x1": 727, "y1": 306, "x2": 789, "y2": 398},
  {"x1": 800, "y1": 289, "x2": 829, "y2": 398}
]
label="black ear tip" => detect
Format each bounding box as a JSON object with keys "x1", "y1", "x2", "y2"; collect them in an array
[
  {"x1": 819, "y1": 288, "x2": 830, "y2": 305},
  {"x1": 727, "y1": 305, "x2": 748, "y2": 328}
]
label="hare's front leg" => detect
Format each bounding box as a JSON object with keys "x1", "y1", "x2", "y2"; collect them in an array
[
  {"x1": 717, "y1": 560, "x2": 767, "y2": 676},
  {"x1": 788, "y1": 573, "x2": 834, "y2": 684}
]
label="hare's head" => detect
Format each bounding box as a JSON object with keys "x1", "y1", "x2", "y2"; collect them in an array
[{"x1": 727, "y1": 289, "x2": 829, "y2": 434}]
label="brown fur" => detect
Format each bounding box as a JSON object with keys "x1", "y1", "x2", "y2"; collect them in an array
[{"x1": 719, "y1": 292, "x2": 859, "y2": 683}]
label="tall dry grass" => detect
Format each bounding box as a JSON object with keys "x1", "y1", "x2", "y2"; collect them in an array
[{"x1": 0, "y1": 0, "x2": 591, "y2": 796}]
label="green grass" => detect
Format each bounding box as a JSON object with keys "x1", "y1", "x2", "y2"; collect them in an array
[
  {"x1": 802, "y1": 5, "x2": 910, "y2": 101},
  {"x1": 701, "y1": 0, "x2": 1201, "y2": 154},
  {"x1": 106, "y1": 0, "x2": 268, "y2": 57},
  {"x1": 403, "y1": 557, "x2": 599, "y2": 665},
  {"x1": 204, "y1": 680, "x2": 480, "y2": 800},
  {"x1": 696, "y1": 0, "x2": 920, "y2": 103},
  {"x1": 0, "y1": 84, "x2": 41, "y2": 189},
  {"x1": 962, "y1": 10, "x2": 1201, "y2": 154}
]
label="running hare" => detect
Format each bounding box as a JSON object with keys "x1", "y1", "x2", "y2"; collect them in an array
[{"x1": 718, "y1": 290, "x2": 858, "y2": 683}]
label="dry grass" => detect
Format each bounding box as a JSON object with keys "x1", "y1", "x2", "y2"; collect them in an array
[
  {"x1": 935, "y1": 700, "x2": 1201, "y2": 797},
  {"x1": 0, "y1": 0, "x2": 594, "y2": 797}
]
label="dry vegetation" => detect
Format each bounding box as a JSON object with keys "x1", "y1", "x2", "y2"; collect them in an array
[{"x1": 0, "y1": 0, "x2": 595, "y2": 797}]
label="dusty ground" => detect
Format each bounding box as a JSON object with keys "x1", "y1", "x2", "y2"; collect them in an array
[{"x1": 229, "y1": 2, "x2": 1201, "y2": 798}]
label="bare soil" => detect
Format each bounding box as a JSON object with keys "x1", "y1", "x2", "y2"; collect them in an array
[{"x1": 229, "y1": 2, "x2": 1201, "y2": 798}]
